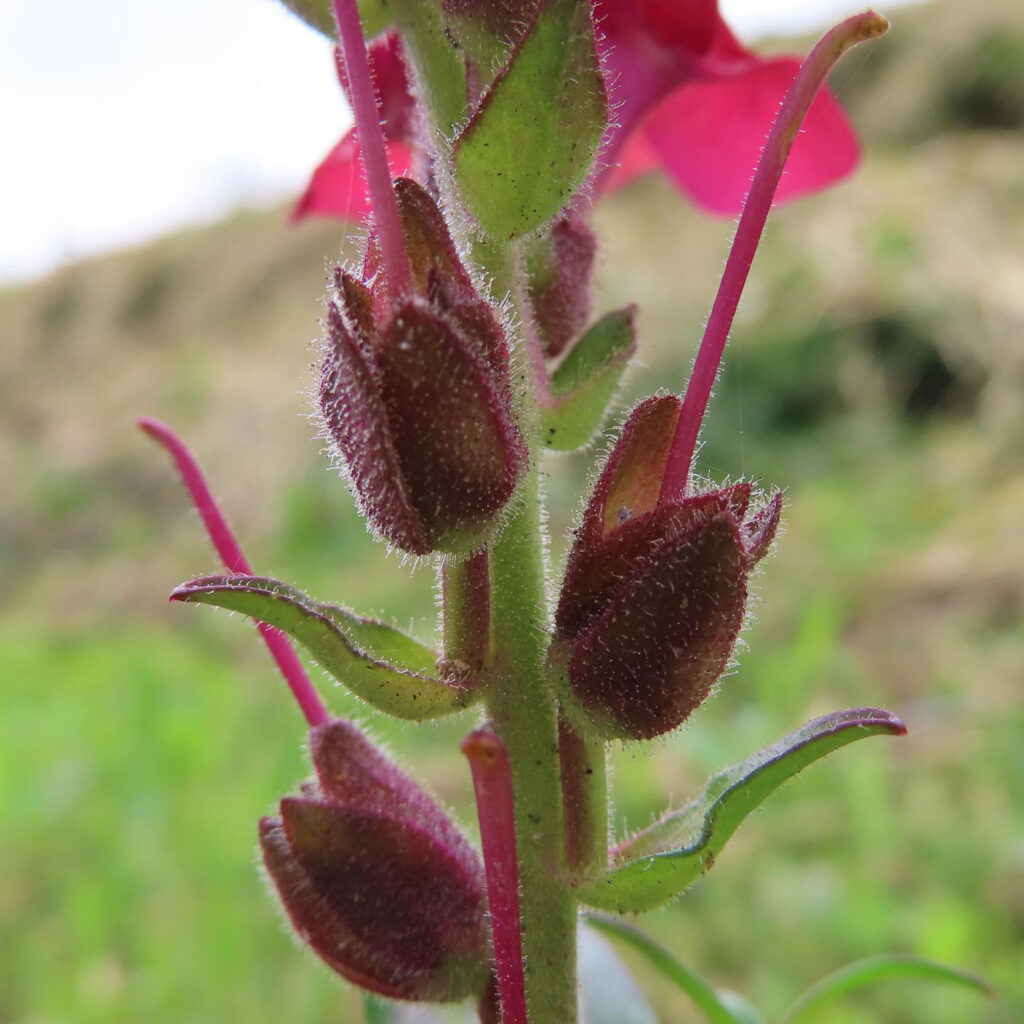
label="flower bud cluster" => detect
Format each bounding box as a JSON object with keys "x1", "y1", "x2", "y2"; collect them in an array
[
  {"x1": 552, "y1": 395, "x2": 782, "y2": 739},
  {"x1": 320, "y1": 178, "x2": 526, "y2": 556},
  {"x1": 525, "y1": 211, "x2": 598, "y2": 360},
  {"x1": 260, "y1": 719, "x2": 491, "y2": 1002}
]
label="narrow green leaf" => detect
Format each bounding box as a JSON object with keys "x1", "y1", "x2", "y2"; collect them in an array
[
  {"x1": 578, "y1": 924, "x2": 658, "y2": 1024},
  {"x1": 454, "y1": 0, "x2": 606, "y2": 239},
  {"x1": 584, "y1": 914, "x2": 754, "y2": 1024},
  {"x1": 716, "y1": 992, "x2": 768, "y2": 1024},
  {"x1": 542, "y1": 309, "x2": 636, "y2": 451},
  {"x1": 778, "y1": 954, "x2": 994, "y2": 1023},
  {"x1": 578, "y1": 709, "x2": 906, "y2": 913},
  {"x1": 171, "y1": 575, "x2": 475, "y2": 720}
]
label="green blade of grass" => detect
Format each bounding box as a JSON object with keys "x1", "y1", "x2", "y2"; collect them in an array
[
  {"x1": 778, "y1": 954, "x2": 994, "y2": 1023},
  {"x1": 584, "y1": 913, "x2": 762, "y2": 1024}
]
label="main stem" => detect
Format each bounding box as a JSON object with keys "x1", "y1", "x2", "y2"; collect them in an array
[{"x1": 487, "y1": 461, "x2": 578, "y2": 1023}]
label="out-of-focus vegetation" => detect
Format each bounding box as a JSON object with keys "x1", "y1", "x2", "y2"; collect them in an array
[{"x1": 1, "y1": 1, "x2": 1022, "y2": 1021}]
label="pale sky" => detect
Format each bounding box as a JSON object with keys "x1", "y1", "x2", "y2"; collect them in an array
[{"x1": 0, "y1": 0, "x2": 920, "y2": 286}]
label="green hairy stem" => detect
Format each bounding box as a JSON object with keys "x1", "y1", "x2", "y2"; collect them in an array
[{"x1": 486, "y1": 460, "x2": 579, "y2": 1023}]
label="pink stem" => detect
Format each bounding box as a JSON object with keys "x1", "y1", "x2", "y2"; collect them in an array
[
  {"x1": 658, "y1": 11, "x2": 890, "y2": 504},
  {"x1": 461, "y1": 730, "x2": 528, "y2": 1024},
  {"x1": 331, "y1": 0, "x2": 412, "y2": 301},
  {"x1": 139, "y1": 418, "x2": 329, "y2": 728}
]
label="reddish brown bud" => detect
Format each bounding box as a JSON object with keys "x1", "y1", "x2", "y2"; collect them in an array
[
  {"x1": 260, "y1": 720, "x2": 490, "y2": 1002},
  {"x1": 567, "y1": 514, "x2": 748, "y2": 739},
  {"x1": 526, "y1": 211, "x2": 597, "y2": 359},
  {"x1": 321, "y1": 179, "x2": 526, "y2": 555},
  {"x1": 554, "y1": 398, "x2": 783, "y2": 739}
]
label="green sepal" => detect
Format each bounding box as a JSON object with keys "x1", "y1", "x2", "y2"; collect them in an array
[
  {"x1": 393, "y1": 2, "x2": 470, "y2": 136},
  {"x1": 453, "y1": 0, "x2": 606, "y2": 240},
  {"x1": 542, "y1": 307, "x2": 637, "y2": 450},
  {"x1": 276, "y1": 0, "x2": 393, "y2": 40},
  {"x1": 577, "y1": 709, "x2": 906, "y2": 913},
  {"x1": 778, "y1": 954, "x2": 993, "y2": 1023},
  {"x1": 170, "y1": 575, "x2": 475, "y2": 720}
]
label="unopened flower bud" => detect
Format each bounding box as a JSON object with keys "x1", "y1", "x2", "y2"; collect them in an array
[
  {"x1": 260, "y1": 719, "x2": 491, "y2": 1002},
  {"x1": 553, "y1": 396, "x2": 782, "y2": 739},
  {"x1": 320, "y1": 178, "x2": 526, "y2": 555},
  {"x1": 525, "y1": 211, "x2": 597, "y2": 359}
]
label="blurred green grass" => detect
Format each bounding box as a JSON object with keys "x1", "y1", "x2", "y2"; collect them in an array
[{"x1": 3, "y1": 2, "x2": 1023, "y2": 1020}]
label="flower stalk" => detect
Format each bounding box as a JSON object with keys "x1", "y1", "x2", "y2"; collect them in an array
[{"x1": 139, "y1": 418, "x2": 328, "y2": 728}]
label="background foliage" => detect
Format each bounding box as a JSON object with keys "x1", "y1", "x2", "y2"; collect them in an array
[{"x1": 1, "y1": 1, "x2": 1021, "y2": 1020}]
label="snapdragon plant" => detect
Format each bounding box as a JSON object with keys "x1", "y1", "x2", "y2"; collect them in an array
[{"x1": 142, "y1": 2, "x2": 993, "y2": 1021}]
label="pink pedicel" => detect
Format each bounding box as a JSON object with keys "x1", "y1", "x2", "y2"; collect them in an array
[
  {"x1": 461, "y1": 730, "x2": 528, "y2": 1024},
  {"x1": 658, "y1": 11, "x2": 890, "y2": 503},
  {"x1": 138, "y1": 418, "x2": 328, "y2": 727},
  {"x1": 330, "y1": 0, "x2": 412, "y2": 299}
]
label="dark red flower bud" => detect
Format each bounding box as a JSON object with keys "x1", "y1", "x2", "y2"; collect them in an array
[
  {"x1": 320, "y1": 179, "x2": 526, "y2": 555},
  {"x1": 553, "y1": 396, "x2": 782, "y2": 739},
  {"x1": 260, "y1": 719, "x2": 490, "y2": 1003},
  {"x1": 525, "y1": 211, "x2": 597, "y2": 359}
]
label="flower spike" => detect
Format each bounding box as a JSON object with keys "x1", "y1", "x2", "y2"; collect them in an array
[
  {"x1": 138, "y1": 418, "x2": 329, "y2": 727},
  {"x1": 658, "y1": 11, "x2": 890, "y2": 504}
]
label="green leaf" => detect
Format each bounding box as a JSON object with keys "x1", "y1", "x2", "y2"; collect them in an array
[
  {"x1": 542, "y1": 308, "x2": 636, "y2": 450},
  {"x1": 453, "y1": 0, "x2": 606, "y2": 239},
  {"x1": 778, "y1": 954, "x2": 994, "y2": 1023},
  {"x1": 171, "y1": 575, "x2": 475, "y2": 721},
  {"x1": 578, "y1": 923, "x2": 658, "y2": 1024},
  {"x1": 578, "y1": 708, "x2": 906, "y2": 913},
  {"x1": 584, "y1": 914, "x2": 757, "y2": 1024}
]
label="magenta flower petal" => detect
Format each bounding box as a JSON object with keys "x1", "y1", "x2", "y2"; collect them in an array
[
  {"x1": 595, "y1": 0, "x2": 861, "y2": 215},
  {"x1": 292, "y1": 134, "x2": 415, "y2": 221},
  {"x1": 640, "y1": 59, "x2": 860, "y2": 215},
  {"x1": 600, "y1": 129, "x2": 661, "y2": 193},
  {"x1": 293, "y1": 32, "x2": 418, "y2": 223}
]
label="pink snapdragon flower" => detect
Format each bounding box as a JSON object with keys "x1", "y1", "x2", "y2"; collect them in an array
[
  {"x1": 595, "y1": 0, "x2": 860, "y2": 213},
  {"x1": 295, "y1": 0, "x2": 859, "y2": 221},
  {"x1": 292, "y1": 32, "x2": 417, "y2": 221}
]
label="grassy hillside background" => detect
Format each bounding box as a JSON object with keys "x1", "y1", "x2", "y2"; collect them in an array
[{"x1": 2, "y1": 1, "x2": 1022, "y2": 1021}]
